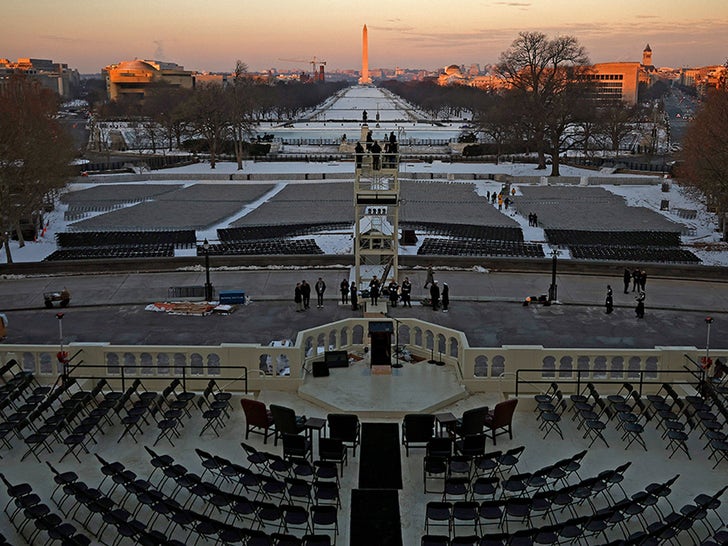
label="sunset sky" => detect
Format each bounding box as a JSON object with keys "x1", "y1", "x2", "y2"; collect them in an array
[{"x1": 3, "y1": 0, "x2": 727, "y2": 74}]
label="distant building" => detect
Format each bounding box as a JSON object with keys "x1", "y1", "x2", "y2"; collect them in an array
[
  {"x1": 0, "y1": 57, "x2": 79, "y2": 97},
  {"x1": 587, "y1": 62, "x2": 641, "y2": 105},
  {"x1": 104, "y1": 59, "x2": 194, "y2": 101}
]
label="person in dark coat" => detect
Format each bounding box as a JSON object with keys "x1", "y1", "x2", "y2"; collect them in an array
[
  {"x1": 632, "y1": 268, "x2": 641, "y2": 292},
  {"x1": 400, "y1": 277, "x2": 412, "y2": 307},
  {"x1": 388, "y1": 280, "x2": 398, "y2": 307},
  {"x1": 354, "y1": 141, "x2": 364, "y2": 169},
  {"x1": 640, "y1": 270, "x2": 647, "y2": 291},
  {"x1": 315, "y1": 277, "x2": 326, "y2": 308},
  {"x1": 605, "y1": 285, "x2": 614, "y2": 314},
  {"x1": 294, "y1": 283, "x2": 303, "y2": 312},
  {"x1": 635, "y1": 291, "x2": 645, "y2": 319},
  {"x1": 623, "y1": 268, "x2": 631, "y2": 294},
  {"x1": 340, "y1": 278, "x2": 349, "y2": 304},
  {"x1": 430, "y1": 280, "x2": 440, "y2": 311},
  {"x1": 441, "y1": 283, "x2": 449, "y2": 312},
  {"x1": 371, "y1": 140, "x2": 381, "y2": 170},
  {"x1": 301, "y1": 280, "x2": 311, "y2": 309},
  {"x1": 369, "y1": 276, "x2": 380, "y2": 305},
  {"x1": 350, "y1": 282, "x2": 358, "y2": 311}
]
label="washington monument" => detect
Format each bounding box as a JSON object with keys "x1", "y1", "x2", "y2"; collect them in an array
[{"x1": 358, "y1": 24, "x2": 372, "y2": 85}]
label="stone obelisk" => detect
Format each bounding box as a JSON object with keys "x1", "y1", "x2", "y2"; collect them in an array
[{"x1": 358, "y1": 24, "x2": 372, "y2": 85}]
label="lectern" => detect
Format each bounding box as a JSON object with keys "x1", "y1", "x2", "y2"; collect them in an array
[{"x1": 368, "y1": 320, "x2": 394, "y2": 367}]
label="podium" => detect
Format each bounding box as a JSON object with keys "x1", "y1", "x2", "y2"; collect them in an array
[{"x1": 369, "y1": 321, "x2": 394, "y2": 373}]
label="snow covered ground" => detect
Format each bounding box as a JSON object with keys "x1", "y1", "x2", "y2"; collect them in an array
[
  {"x1": 5, "y1": 85, "x2": 727, "y2": 267},
  {"x1": 4, "y1": 158, "x2": 728, "y2": 267}
]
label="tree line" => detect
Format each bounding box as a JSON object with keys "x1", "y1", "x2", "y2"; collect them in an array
[{"x1": 89, "y1": 62, "x2": 347, "y2": 169}]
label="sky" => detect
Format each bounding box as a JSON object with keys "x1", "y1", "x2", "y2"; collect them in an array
[{"x1": 3, "y1": 0, "x2": 728, "y2": 74}]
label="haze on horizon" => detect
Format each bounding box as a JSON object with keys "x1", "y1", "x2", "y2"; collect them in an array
[{"x1": 4, "y1": 0, "x2": 727, "y2": 74}]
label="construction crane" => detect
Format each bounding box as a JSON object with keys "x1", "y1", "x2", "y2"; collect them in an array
[{"x1": 277, "y1": 57, "x2": 326, "y2": 81}]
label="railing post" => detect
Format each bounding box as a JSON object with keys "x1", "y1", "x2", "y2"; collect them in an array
[
  {"x1": 638, "y1": 370, "x2": 644, "y2": 396},
  {"x1": 120, "y1": 365, "x2": 126, "y2": 391},
  {"x1": 576, "y1": 368, "x2": 582, "y2": 395},
  {"x1": 182, "y1": 365, "x2": 187, "y2": 392},
  {"x1": 515, "y1": 370, "x2": 520, "y2": 397}
]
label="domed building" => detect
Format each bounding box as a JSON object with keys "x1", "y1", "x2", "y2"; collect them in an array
[
  {"x1": 104, "y1": 59, "x2": 194, "y2": 101},
  {"x1": 437, "y1": 64, "x2": 467, "y2": 86}
]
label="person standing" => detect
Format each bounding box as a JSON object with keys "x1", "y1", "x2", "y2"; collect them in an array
[
  {"x1": 430, "y1": 280, "x2": 440, "y2": 311},
  {"x1": 400, "y1": 277, "x2": 412, "y2": 308},
  {"x1": 315, "y1": 277, "x2": 326, "y2": 308},
  {"x1": 640, "y1": 270, "x2": 647, "y2": 292},
  {"x1": 301, "y1": 280, "x2": 311, "y2": 310},
  {"x1": 632, "y1": 268, "x2": 641, "y2": 292},
  {"x1": 371, "y1": 140, "x2": 381, "y2": 170},
  {"x1": 424, "y1": 265, "x2": 434, "y2": 289},
  {"x1": 635, "y1": 291, "x2": 645, "y2": 319},
  {"x1": 369, "y1": 276, "x2": 380, "y2": 306},
  {"x1": 623, "y1": 268, "x2": 631, "y2": 294},
  {"x1": 350, "y1": 282, "x2": 358, "y2": 311},
  {"x1": 354, "y1": 141, "x2": 364, "y2": 169},
  {"x1": 388, "y1": 280, "x2": 399, "y2": 307},
  {"x1": 340, "y1": 278, "x2": 349, "y2": 304},
  {"x1": 294, "y1": 283, "x2": 304, "y2": 312},
  {"x1": 441, "y1": 283, "x2": 449, "y2": 312},
  {"x1": 605, "y1": 285, "x2": 614, "y2": 314}
]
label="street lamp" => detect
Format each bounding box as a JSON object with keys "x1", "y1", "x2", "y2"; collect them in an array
[
  {"x1": 705, "y1": 317, "x2": 714, "y2": 371},
  {"x1": 203, "y1": 239, "x2": 213, "y2": 302},
  {"x1": 548, "y1": 248, "x2": 559, "y2": 302}
]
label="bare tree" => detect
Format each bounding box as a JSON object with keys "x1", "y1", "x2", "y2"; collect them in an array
[
  {"x1": 679, "y1": 74, "x2": 728, "y2": 235},
  {"x1": 496, "y1": 32, "x2": 590, "y2": 174},
  {"x1": 184, "y1": 83, "x2": 229, "y2": 169},
  {"x1": 227, "y1": 60, "x2": 258, "y2": 170},
  {"x1": 598, "y1": 101, "x2": 643, "y2": 159},
  {"x1": 0, "y1": 75, "x2": 74, "y2": 262}
]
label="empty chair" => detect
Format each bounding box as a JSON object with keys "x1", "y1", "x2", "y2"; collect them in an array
[
  {"x1": 283, "y1": 433, "x2": 313, "y2": 461},
  {"x1": 326, "y1": 413, "x2": 360, "y2": 457},
  {"x1": 484, "y1": 399, "x2": 518, "y2": 445},
  {"x1": 270, "y1": 404, "x2": 307, "y2": 446},
  {"x1": 241, "y1": 398, "x2": 275, "y2": 444},
  {"x1": 318, "y1": 437, "x2": 348, "y2": 475},
  {"x1": 451, "y1": 406, "x2": 489, "y2": 439},
  {"x1": 402, "y1": 413, "x2": 435, "y2": 456}
]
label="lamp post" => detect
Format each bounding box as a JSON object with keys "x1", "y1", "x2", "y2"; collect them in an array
[
  {"x1": 705, "y1": 316, "x2": 714, "y2": 371},
  {"x1": 203, "y1": 239, "x2": 213, "y2": 302},
  {"x1": 548, "y1": 248, "x2": 559, "y2": 302}
]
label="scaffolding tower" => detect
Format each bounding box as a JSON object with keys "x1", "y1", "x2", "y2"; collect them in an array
[{"x1": 354, "y1": 124, "x2": 400, "y2": 290}]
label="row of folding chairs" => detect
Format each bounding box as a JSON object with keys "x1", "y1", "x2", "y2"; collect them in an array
[
  {"x1": 134, "y1": 447, "x2": 339, "y2": 543},
  {"x1": 0, "y1": 471, "x2": 92, "y2": 545}
]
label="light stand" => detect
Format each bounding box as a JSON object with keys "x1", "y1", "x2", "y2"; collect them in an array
[
  {"x1": 386, "y1": 314, "x2": 403, "y2": 368},
  {"x1": 548, "y1": 248, "x2": 559, "y2": 302},
  {"x1": 436, "y1": 349, "x2": 445, "y2": 366},
  {"x1": 428, "y1": 345, "x2": 437, "y2": 364},
  {"x1": 203, "y1": 238, "x2": 213, "y2": 302},
  {"x1": 705, "y1": 316, "x2": 714, "y2": 376}
]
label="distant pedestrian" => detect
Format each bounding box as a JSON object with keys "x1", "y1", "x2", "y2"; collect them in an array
[
  {"x1": 340, "y1": 278, "x2": 349, "y2": 304},
  {"x1": 369, "y1": 276, "x2": 380, "y2": 305},
  {"x1": 430, "y1": 280, "x2": 440, "y2": 311},
  {"x1": 635, "y1": 291, "x2": 645, "y2": 319},
  {"x1": 294, "y1": 283, "x2": 304, "y2": 312},
  {"x1": 623, "y1": 268, "x2": 631, "y2": 294},
  {"x1": 504, "y1": 197, "x2": 511, "y2": 210},
  {"x1": 371, "y1": 140, "x2": 382, "y2": 170},
  {"x1": 605, "y1": 285, "x2": 614, "y2": 314},
  {"x1": 532, "y1": 213, "x2": 538, "y2": 226},
  {"x1": 301, "y1": 280, "x2": 311, "y2": 309},
  {"x1": 388, "y1": 280, "x2": 399, "y2": 307},
  {"x1": 424, "y1": 265, "x2": 434, "y2": 289},
  {"x1": 354, "y1": 141, "x2": 364, "y2": 169},
  {"x1": 400, "y1": 277, "x2": 412, "y2": 307},
  {"x1": 442, "y1": 283, "x2": 449, "y2": 312},
  {"x1": 528, "y1": 212, "x2": 534, "y2": 226},
  {"x1": 350, "y1": 282, "x2": 359, "y2": 311},
  {"x1": 486, "y1": 191, "x2": 491, "y2": 201},
  {"x1": 632, "y1": 268, "x2": 641, "y2": 292},
  {"x1": 315, "y1": 277, "x2": 326, "y2": 308},
  {"x1": 640, "y1": 270, "x2": 647, "y2": 291}
]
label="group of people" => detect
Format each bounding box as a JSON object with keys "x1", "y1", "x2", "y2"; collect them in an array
[
  {"x1": 295, "y1": 267, "x2": 447, "y2": 313},
  {"x1": 623, "y1": 267, "x2": 648, "y2": 294},
  {"x1": 606, "y1": 270, "x2": 648, "y2": 318},
  {"x1": 527, "y1": 212, "x2": 539, "y2": 227},
  {"x1": 354, "y1": 131, "x2": 398, "y2": 170}
]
